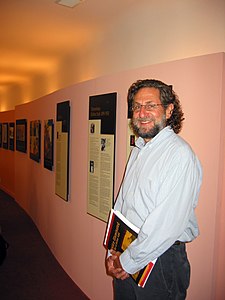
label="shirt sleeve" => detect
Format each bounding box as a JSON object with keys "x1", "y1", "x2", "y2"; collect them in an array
[
  {"x1": 119, "y1": 148, "x2": 202, "y2": 274},
  {"x1": 114, "y1": 147, "x2": 138, "y2": 212}
]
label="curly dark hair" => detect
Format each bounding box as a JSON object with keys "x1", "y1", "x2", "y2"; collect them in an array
[{"x1": 127, "y1": 79, "x2": 184, "y2": 133}]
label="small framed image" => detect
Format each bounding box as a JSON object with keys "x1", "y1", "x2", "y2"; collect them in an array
[
  {"x1": 9, "y1": 122, "x2": 15, "y2": 151},
  {"x1": 16, "y1": 119, "x2": 27, "y2": 153},
  {"x1": 2, "y1": 123, "x2": 8, "y2": 149},
  {"x1": 0, "y1": 123, "x2": 2, "y2": 148},
  {"x1": 30, "y1": 120, "x2": 41, "y2": 162},
  {"x1": 44, "y1": 119, "x2": 54, "y2": 171}
]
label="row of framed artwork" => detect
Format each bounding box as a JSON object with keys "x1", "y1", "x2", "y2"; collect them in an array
[
  {"x1": 0, "y1": 122, "x2": 15, "y2": 150},
  {"x1": 0, "y1": 119, "x2": 54, "y2": 171}
]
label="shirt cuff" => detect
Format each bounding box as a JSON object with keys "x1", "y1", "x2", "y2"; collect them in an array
[{"x1": 120, "y1": 249, "x2": 140, "y2": 274}]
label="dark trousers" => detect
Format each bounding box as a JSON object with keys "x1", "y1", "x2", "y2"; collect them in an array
[{"x1": 114, "y1": 243, "x2": 190, "y2": 300}]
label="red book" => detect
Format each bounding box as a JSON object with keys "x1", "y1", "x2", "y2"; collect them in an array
[{"x1": 104, "y1": 209, "x2": 157, "y2": 288}]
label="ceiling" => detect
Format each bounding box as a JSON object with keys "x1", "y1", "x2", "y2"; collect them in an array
[{"x1": 0, "y1": 0, "x2": 137, "y2": 107}]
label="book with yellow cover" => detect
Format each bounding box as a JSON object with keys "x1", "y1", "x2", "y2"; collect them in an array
[{"x1": 104, "y1": 209, "x2": 157, "y2": 288}]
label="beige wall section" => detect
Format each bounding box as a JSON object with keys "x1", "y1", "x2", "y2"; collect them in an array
[
  {"x1": 0, "y1": 53, "x2": 224, "y2": 299},
  {"x1": 0, "y1": 0, "x2": 225, "y2": 111}
]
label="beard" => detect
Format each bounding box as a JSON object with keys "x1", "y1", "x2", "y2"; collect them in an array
[{"x1": 130, "y1": 115, "x2": 167, "y2": 140}]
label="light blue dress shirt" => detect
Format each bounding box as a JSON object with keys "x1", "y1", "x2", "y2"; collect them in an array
[{"x1": 114, "y1": 126, "x2": 203, "y2": 274}]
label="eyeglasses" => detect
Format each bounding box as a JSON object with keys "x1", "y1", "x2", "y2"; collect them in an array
[{"x1": 131, "y1": 103, "x2": 163, "y2": 112}]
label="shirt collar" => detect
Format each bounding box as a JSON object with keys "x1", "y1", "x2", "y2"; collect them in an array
[{"x1": 135, "y1": 126, "x2": 173, "y2": 149}]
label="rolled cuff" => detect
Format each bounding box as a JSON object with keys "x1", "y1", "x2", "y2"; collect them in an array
[{"x1": 119, "y1": 249, "x2": 140, "y2": 274}]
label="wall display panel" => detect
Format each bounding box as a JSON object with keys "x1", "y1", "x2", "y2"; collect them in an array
[
  {"x1": 44, "y1": 119, "x2": 54, "y2": 171},
  {"x1": 0, "y1": 123, "x2": 2, "y2": 148},
  {"x1": 55, "y1": 101, "x2": 70, "y2": 201},
  {"x1": 2, "y1": 123, "x2": 8, "y2": 149},
  {"x1": 9, "y1": 122, "x2": 15, "y2": 151},
  {"x1": 16, "y1": 119, "x2": 27, "y2": 153},
  {"x1": 126, "y1": 98, "x2": 136, "y2": 160},
  {"x1": 30, "y1": 120, "x2": 41, "y2": 162},
  {"x1": 87, "y1": 92, "x2": 117, "y2": 222}
]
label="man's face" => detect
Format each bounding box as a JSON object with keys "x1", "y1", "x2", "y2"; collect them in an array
[{"x1": 130, "y1": 87, "x2": 173, "y2": 142}]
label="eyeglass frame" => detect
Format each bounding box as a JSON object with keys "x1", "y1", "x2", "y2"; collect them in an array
[{"x1": 131, "y1": 103, "x2": 164, "y2": 112}]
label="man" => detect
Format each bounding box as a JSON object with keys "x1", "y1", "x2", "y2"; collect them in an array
[{"x1": 105, "y1": 79, "x2": 202, "y2": 299}]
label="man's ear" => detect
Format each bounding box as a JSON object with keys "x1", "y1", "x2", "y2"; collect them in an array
[{"x1": 166, "y1": 104, "x2": 174, "y2": 119}]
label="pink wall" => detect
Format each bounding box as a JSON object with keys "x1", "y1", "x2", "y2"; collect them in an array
[
  {"x1": 0, "y1": 53, "x2": 224, "y2": 299},
  {"x1": 213, "y1": 54, "x2": 225, "y2": 300}
]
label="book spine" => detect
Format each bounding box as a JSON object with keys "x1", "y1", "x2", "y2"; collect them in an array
[
  {"x1": 138, "y1": 261, "x2": 154, "y2": 288},
  {"x1": 103, "y1": 210, "x2": 115, "y2": 247}
]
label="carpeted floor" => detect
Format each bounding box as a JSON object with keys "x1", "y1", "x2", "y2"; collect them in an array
[{"x1": 0, "y1": 189, "x2": 89, "y2": 300}]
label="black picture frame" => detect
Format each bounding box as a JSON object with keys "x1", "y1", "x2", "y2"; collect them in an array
[
  {"x1": 2, "y1": 123, "x2": 8, "y2": 149},
  {"x1": 30, "y1": 120, "x2": 41, "y2": 162},
  {"x1": 0, "y1": 123, "x2": 2, "y2": 148},
  {"x1": 44, "y1": 119, "x2": 54, "y2": 170},
  {"x1": 16, "y1": 119, "x2": 27, "y2": 153},
  {"x1": 9, "y1": 122, "x2": 15, "y2": 151}
]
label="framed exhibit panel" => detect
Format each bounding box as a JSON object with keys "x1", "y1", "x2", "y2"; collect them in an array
[
  {"x1": 16, "y1": 119, "x2": 27, "y2": 153},
  {"x1": 0, "y1": 123, "x2": 2, "y2": 147},
  {"x1": 126, "y1": 98, "x2": 136, "y2": 160},
  {"x1": 9, "y1": 122, "x2": 15, "y2": 151},
  {"x1": 44, "y1": 119, "x2": 54, "y2": 171},
  {"x1": 2, "y1": 123, "x2": 8, "y2": 149},
  {"x1": 30, "y1": 120, "x2": 41, "y2": 162},
  {"x1": 55, "y1": 101, "x2": 70, "y2": 201},
  {"x1": 87, "y1": 92, "x2": 117, "y2": 222}
]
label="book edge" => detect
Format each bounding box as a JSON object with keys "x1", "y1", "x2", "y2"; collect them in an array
[{"x1": 113, "y1": 210, "x2": 140, "y2": 233}]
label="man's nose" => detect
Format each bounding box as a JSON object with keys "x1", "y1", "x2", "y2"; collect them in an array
[{"x1": 139, "y1": 105, "x2": 148, "y2": 117}]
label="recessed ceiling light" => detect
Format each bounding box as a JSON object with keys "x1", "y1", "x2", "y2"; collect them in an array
[{"x1": 55, "y1": 0, "x2": 85, "y2": 8}]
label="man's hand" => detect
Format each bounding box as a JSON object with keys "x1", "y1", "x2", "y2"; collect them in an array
[{"x1": 106, "y1": 250, "x2": 129, "y2": 280}]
